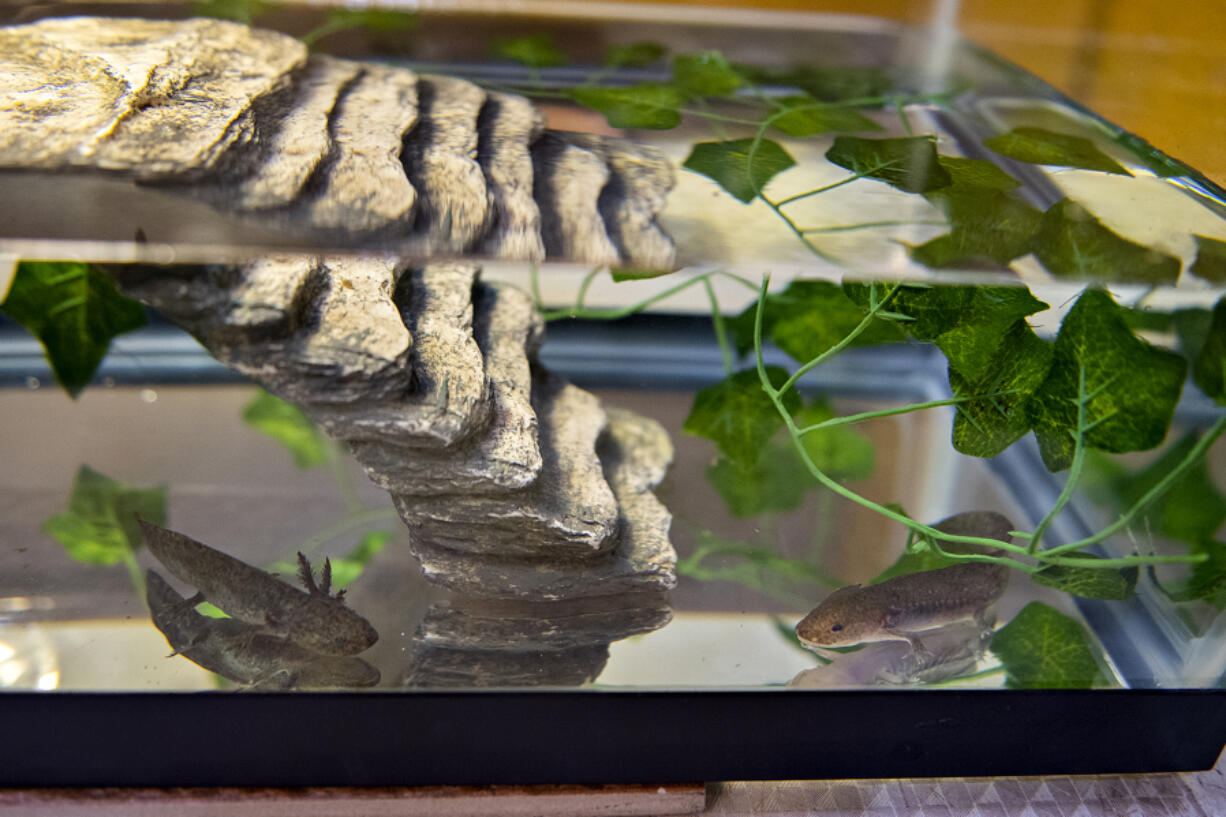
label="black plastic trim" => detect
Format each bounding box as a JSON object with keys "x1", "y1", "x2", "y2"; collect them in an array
[{"x1": 0, "y1": 689, "x2": 1222, "y2": 787}]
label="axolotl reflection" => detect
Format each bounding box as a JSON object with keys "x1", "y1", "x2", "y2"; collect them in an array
[{"x1": 794, "y1": 512, "x2": 1012, "y2": 681}]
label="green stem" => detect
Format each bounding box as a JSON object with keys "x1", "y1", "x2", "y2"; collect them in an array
[
  {"x1": 795, "y1": 395, "x2": 980, "y2": 434},
  {"x1": 774, "y1": 176, "x2": 862, "y2": 207},
  {"x1": 703, "y1": 277, "x2": 734, "y2": 376},
  {"x1": 895, "y1": 99, "x2": 914, "y2": 137},
  {"x1": 325, "y1": 442, "x2": 364, "y2": 515},
  {"x1": 778, "y1": 281, "x2": 901, "y2": 395},
  {"x1": 300, "y1": 18, "x2": 355, "y2": 47},
  {"x1": 1036, "y1": 553, "x2": 1206, "y2": 569},
  {"x1": 1041, "y1": 414, "x2": 1226, "y2": 557},
  {"x1": 542, "y1": 272, "x2": 715, "y2": 321},
  {"x1": 759, "y1": 195, "x2": 841, "y2": 264},
  {"x1": 751, "y1": 276, "x2": 1034, "y2": 561},
  {"x1": 297, "y1": 506, "x2": 398, "y2": 558},
  {"x1": 801, "y1": 219, "x2": 947, "y2": 234},
  {"x1": 1028, "y1": 363, "x2": 1090, "y2": 555},
  {"x1": 529, "y1": 265, "x2": 544, "y2": 310},
  {"x1": 574, "y1": 267, "x2": 603, "y2": 313}
]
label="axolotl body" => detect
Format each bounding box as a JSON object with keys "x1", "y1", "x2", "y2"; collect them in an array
[
  {"x1": 140, "y1": 519, "x2": 378, "y2": 657},
  {"x1": 146, "y1": 569, "x2": 380, "y2": 689},
  {"x1": 795, "y1": 511, "x2": 1014, "y2": 656},
  {"x1": 795, "y1": 562, "x2": 1007, "y2": 655}
]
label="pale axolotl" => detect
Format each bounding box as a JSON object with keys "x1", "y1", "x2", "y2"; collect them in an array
[
  {"x1": 146, "y1": 569, "x2": 380, "y2": 689},
  {"x1": 795, "y1": 511, "x2": 1013, "y2": 656},
  {"x1": 140, "y1": 519, "x2": 378, "y2": 657}
]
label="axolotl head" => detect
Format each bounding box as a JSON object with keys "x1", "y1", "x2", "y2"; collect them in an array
[
  {"x1": 794, "y1": 584, "x2": 885, "y2": 652},
  {"x1": 284, "y1": 597, "x2": 380, "y2": 657}
]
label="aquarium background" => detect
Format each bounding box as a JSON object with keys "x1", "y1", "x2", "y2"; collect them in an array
[{"x1": 0, "y1": 0, "x2": 1223, "y2": 706}]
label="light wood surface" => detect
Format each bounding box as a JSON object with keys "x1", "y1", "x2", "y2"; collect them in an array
[{"x1": 610, "y1": 0, "x2": 1226, "y2": 184}]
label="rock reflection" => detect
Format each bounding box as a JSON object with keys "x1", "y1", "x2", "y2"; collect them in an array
[{"x1": 404, "y1": 593, "x2": 671, "y2": 687}]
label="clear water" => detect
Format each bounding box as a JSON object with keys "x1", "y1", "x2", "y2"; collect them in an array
[{"x1": 0, "y1": 3, "x2": 1224, "y2": 700}]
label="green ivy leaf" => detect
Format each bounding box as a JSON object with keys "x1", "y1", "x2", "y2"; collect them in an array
[
  {"x1": 604, "y1": 41, "x2": 667, "y2": 68},
  {"x1": 936, "y1": 156, "x2": 1022, "y2": 192},
  {"x1": 671, "y1": 51, "x2": 744, "y2": 98},
  {"x1": 826, "y1": 136, "x2": 951, "y2": 194},
  {"x1": 1028, "y1": 288, "x2": 1186, "y2": 471},
  {"x1": 43, "y1": 466, "x2": 167, "y2": 566},
  {"x1": 794, "y1": 401, "x2": 875, "y2": 481},
  {"x1": 913, "y1": 190, "x2": 1042, "y2": 269},
  {"x1": 991, "y1": 602, "x2": 1105, "y2": 689},
  {"x1": 195, "y1": 601, "x2": 228, "y2": 619},
  {"x1": 1162, "y1": 541, "x2": 1226, "y2": 607},
  {"x1": 737, "y1": 65, "x2": 892, "y2": 102},
  {"x1": 329, "y1": 530, "x2": 394, "y2": 590},
  {"x1": 934, "y1": 287, "x2": 1050, "y2": 381},
  {"x1": 568, "y1": 83, "x2": 683, "y2": 130},
  {"x1": 491, "y1": 34, "x2": 566, "y2": 68},
  {"x1": 1190, "y1": 235, "x2": 1226, "y2": 284},
  {"x1": 769, "y1": 97, "x2": 881, "y2": 138},
  {"x1": 1032, "y1": 199, "x2": 1180, "y2": 284},
  {"x1": 682, "y1": 138, "x2": 796, "y2": 203},
  {"x1": 984, "y1": 127, "x2": 1131, "y2": 176},
  {"x1": 707, "y1": 443, "x2": 808, "y2": 518},
  {"x1": 730, "y1": 280, "x2": 903, "y2": 362},
  {"x1": 609, "y1": 267, "x2": 676, "y2": 283},
  {"x1": 0, "y1": 262, "x2": 146, "y2": 397},
  {"x1": 950, "y1": 322, "x2": 1054, "y2": 458},
  {"x1": 1031, "y1": 557, "x2": 1138, "y2": 600},
  {"x1": 853, "y1": 284, "x2": 1049, "y2": 382},
  {"x1": 1119, "y1": 306, "x2": 1178, "y2": 335},
  {"x1": 683, "y1": 367, "x2": 800, "y2": 465},
  {"x1": 1191, "y1": 298, "x2": 1226, "y2": 404},
  {"x1": 1112, "y1": 132, "x2": 1184, "y2": 178},
  {"x1": 242, "y1": 390, "x2": 329, "y2": 468}
]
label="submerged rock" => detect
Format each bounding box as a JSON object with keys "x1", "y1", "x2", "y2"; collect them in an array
[
  {"x1": 396, "y1": 372, "x2": 620, "y2": 559},
  {"x1": 351, "y1": 281, "x2": 543, "y2": 496},
  {"x1": 403, "y1": 593, "x2": 671, "y2": 687},
  {"x1": 105, "y1": 255, "x2": 677, "y2": 603},
  {"x1": 404, "y1": 405, "x2": 677, "y2": 601}
]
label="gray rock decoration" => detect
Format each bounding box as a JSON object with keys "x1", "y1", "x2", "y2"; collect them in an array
[
  {"x1": 111, "y1": 255, "x2": 678, "y2": 602},
  {"x1": 0, "y1": 16, "x2": 676, "y2": 269},
  {"x1": 404, "y1": 593, "x2": 672, "y2": 687}
]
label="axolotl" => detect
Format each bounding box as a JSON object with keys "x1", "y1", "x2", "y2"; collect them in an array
[
  {"x1": 146, "y1": 569, "x2": 380, "y2": 689},
  {"x1": 795, "y1": 511, "x2": 1013, "y2": 656},
  {"x1": 140, "y1": 519, "x2": 378, "y2": 657}
]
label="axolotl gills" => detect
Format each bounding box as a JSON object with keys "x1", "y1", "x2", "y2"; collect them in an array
[
  {"x1": 140, "y1": 519, "x2": 378, "y2": 656},
  {"x1": 795, "y1": 511, "x2": 1013, "y2": 656},
  {"x1": 146, "y1": 569, "x2": 380, "y2": 689}
]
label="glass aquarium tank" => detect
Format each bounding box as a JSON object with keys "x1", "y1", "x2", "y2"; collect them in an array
[{"x1": 0, "y1": 0, "x2": 1223, "y2": 787}]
